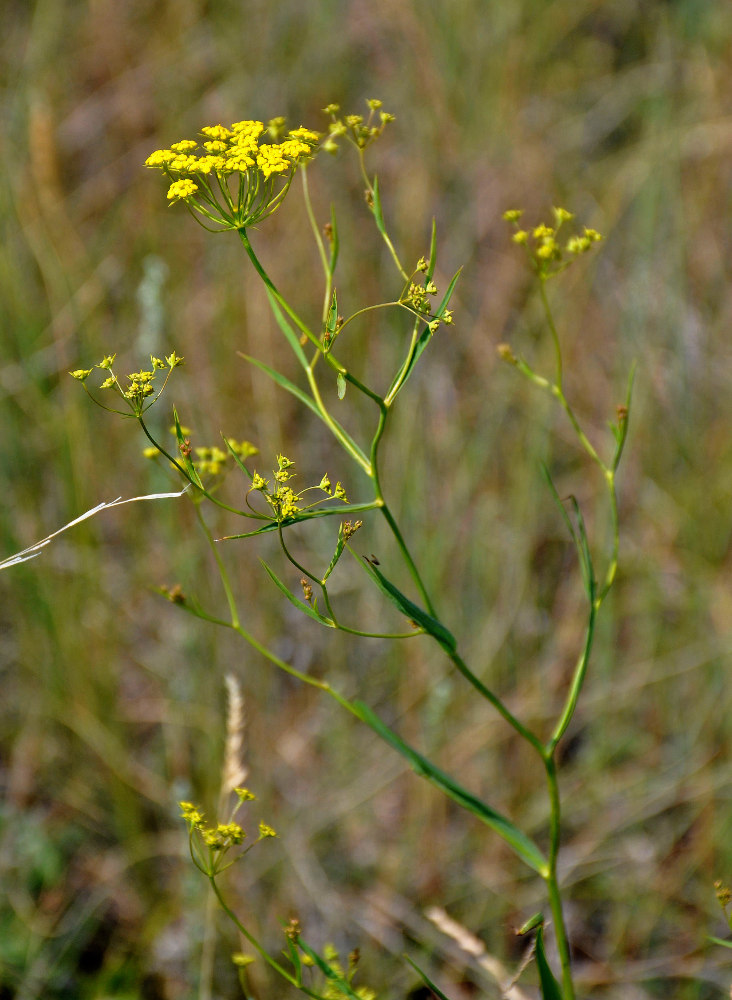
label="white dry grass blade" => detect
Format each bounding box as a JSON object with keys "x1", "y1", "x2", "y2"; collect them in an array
[
  {"x1": 425, "y1": 907, "x2": 534, "y2": 1000},
  {"x1": 0, "y1": 487, "x2": 190, "y2": 571},
  {"x1": 222, "y1": 673, "x2": 249, "y2": 793}
]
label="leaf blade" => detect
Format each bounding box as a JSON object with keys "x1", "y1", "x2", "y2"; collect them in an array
[{"x1": 353, "y1": 700, "x2": 548, "y2": 874}]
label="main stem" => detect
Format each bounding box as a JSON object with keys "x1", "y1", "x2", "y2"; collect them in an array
[{"x1": 543, "y1": 753, "x2": 576, "y2": 999}]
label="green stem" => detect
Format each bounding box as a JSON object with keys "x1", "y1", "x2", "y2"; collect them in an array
[
  {"x1": 195, "y1": 505, "x2": 240, "y2": 629},
  {"x1": 300, "y1": 166, "x2": 332, "y2": 326},
  {"x1": 543, "y1": 754, "x2": 576, "y2": 1000},
  {"x1": 356, "y1": 149, "x2": 409, "y2": 280},
  {"x1": 238, "y1": 227, "x2": 372, "y2": 475},
  {"x1": 547, "y1": 603, "x2": 596, "y2": 753},
  {"x1": 368, "y1": 402, "x2": 437, "y2": 616},
  {"x1": 450, "y1": 650, "x2": 544, "y2": 754},
  {"x1": 539, "y1": 279, "x2": 563, "y2": 388},
  {"x1": 238, "y1": 227, "x2": 319, "y2": 348}
]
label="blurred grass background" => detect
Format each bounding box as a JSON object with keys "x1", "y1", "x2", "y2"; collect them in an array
[{"x1": 2, "y1": 0, "x2": 732, "y2": 997}]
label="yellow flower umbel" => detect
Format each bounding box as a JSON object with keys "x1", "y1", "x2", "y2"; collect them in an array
[
  {"x1": 145, "y1": 119, "x2": 320, "y2": 230},
  {"x1": 247, "y1": 455, "x2": 349, "y2": 523},
  {"x1": 503, "y1": 207, "x2": 602, "y2": 280},
  {"x1": 180, "y1": 789, "x2": 277, "y2": 877}
]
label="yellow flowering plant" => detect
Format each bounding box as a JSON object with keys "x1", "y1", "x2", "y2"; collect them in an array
[{"x1": 74, "y1": 101, "x2": 632, "y2": 999}]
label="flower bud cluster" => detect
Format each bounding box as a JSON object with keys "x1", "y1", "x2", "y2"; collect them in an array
[{"x1": 321, "y1": 99, "x2": 394, "y2": 153}]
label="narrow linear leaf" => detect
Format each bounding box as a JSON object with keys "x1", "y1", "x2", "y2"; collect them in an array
[
  {"x1": 222, "y1": 434, "x2": 255, "y2": 483},
  {"x1": 540, "y1": 467, "x2": 595, "y2": 599},
  {"x1": 221, "y1": 502, "x2": 376, "y2": 541},
  {"x1": 326, "y1": 288, "x2": 338, "y2": 337},
  {"x1": 239, "y1": 353, "x2": 320, "y2": 419},
  {"x1": 434, "y1": 267, "x2": 462, "y2": 320},
  {"x1": 568, "y1": 494, "x2": 596, "y2": 601},
  {"x1": 328, "y1": 203, "x2": 339, "y2": 274},
  {"x1": 172, "y1": 406, "x2": 203, "y2": 488},
  {"x1": 427, "y1": 218, "x2": 438, "y2": 280},
  {"x1": 284, "y1": 937, "x2": 303, "y2": 984},
  {"x1": 535, "y1": 926, "x2": 563, "y2": 1000},
  {"x1": 371, "y1": 175, "x2": 386, "y2": 234},
  {"x1": 260, "y1": 560, "x2": 335, "y2": 627},
  {"x1": 352, "y1": 700, "x2": 548, "y2": 874},
  {"x1": 351, "y1": 552, "x2": 456, "y2": 654},
  {"x1": 323, "y1": 525, "x2": 347, "y2": 583},
  {"x1": 241, "y1": 352, "x2": 367, "y2": 467},
  {"x1": 708, "y1": 936, "x2": 732, "y2": 950},
  {"x1": 404, "y1": 956, "x2": 454, "y2": 1000},
  {"x1": 541, "y1": 465, "x2": 577, "y2": 545},
  {"x1": 264, "y1": 287, "x2": 309, "y2": 370},
  {"x1": 296, "y1": 940, "x2": 364, "y2": 1000},
  {"x1": 388, "y1": 267, "x2": 463, "y2": 399}
]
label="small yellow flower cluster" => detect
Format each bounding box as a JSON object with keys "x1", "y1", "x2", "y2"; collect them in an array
[
  {"x1": 321, "y1": 98, "x2": 394, "y2": 153},
  {"x1": 194, "y1": 438, "x2": 258, "y2": 477},
  {"x1": 400, "y1": 262, "x2": 454, "y2": 333},
  {"x1": 145, "y1": 118, "x2": 320, "y2": 228},
  {"x1": 503, "y1": 207, "x2": 602, "y2": 278},
  {"x1": 71, "y1": 352, "x2": 184, "y2": 417},
  {"x1": 249, "y1": 455, "x2": 349, "y2": 522},
  {"x1": 319, "y1": 944, "x2": 377, "y2": 1000},
  {"x1": 180, "y1": 790, "x2": 277, "y2": 870}
]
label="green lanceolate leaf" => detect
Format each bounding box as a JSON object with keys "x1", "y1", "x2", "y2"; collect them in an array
[
  {"x1": 371, "y1": 175, "x2": 386, "y2": 234},
  {"x1": 427, "y1": 217, "x2": 438, "y2": 280},
  {"x1": 404, "y1": 956, "x2": 453, "y2": 1000},
  {"x1": 222, "y1": 434, "x2": 254, "y2": 483},
  {"x1": 221, "y1": 503, "x2": 376, "y2": 541},
  {"x1": 260, "y1": 560, "x2": 335, "y2": 628},
  {"x1": 295, "y1": 940, "x2": 364, "y2": 1000},
  {"x1": 541, "y1": 467, "x2": 596, "y2": 601},
  {"x1": 337, "y1": 371, "x2": 347, "y2": 399},
  {"x1": 239, "y1": 353, "x2": 320, "y2": 419},
  {"x1": 535, "y1": 925, "x2": 564, "y2": 1000},
  {"x1": 326, "y1": 288, "x2": 338, "y2": 339},
  {"x1": 264, "y1": 287, "x2": 310, "y2": 370},
  {"x1": 328, "y1": 203, "x2": 339, "y2": 274},
  {"x1": 172, "y1": 406, "x2": 203, "y2": 489},
  {"x1": 352, "y1": 552, "x2": 456, "y2": 654},
  {"x1": 352, "y1": 700, "x2": 548, "y2": 875},
  {"x1": 709, "y1": 935, "x2": 732, "y2": 950},
  {"x1": 387, "y1": 267, "x2": 462, "y2": 401},
  {"x1": 323, "y1": 524, "x2": 347, "y2": 583}
]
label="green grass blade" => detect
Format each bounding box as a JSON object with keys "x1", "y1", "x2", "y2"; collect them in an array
[
  {"x1": 352, "y1": 700, "x2": 547, "y2": 874},
  {"x1": 260, "y1": 560, "x2": 335, "y2": 627}
]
